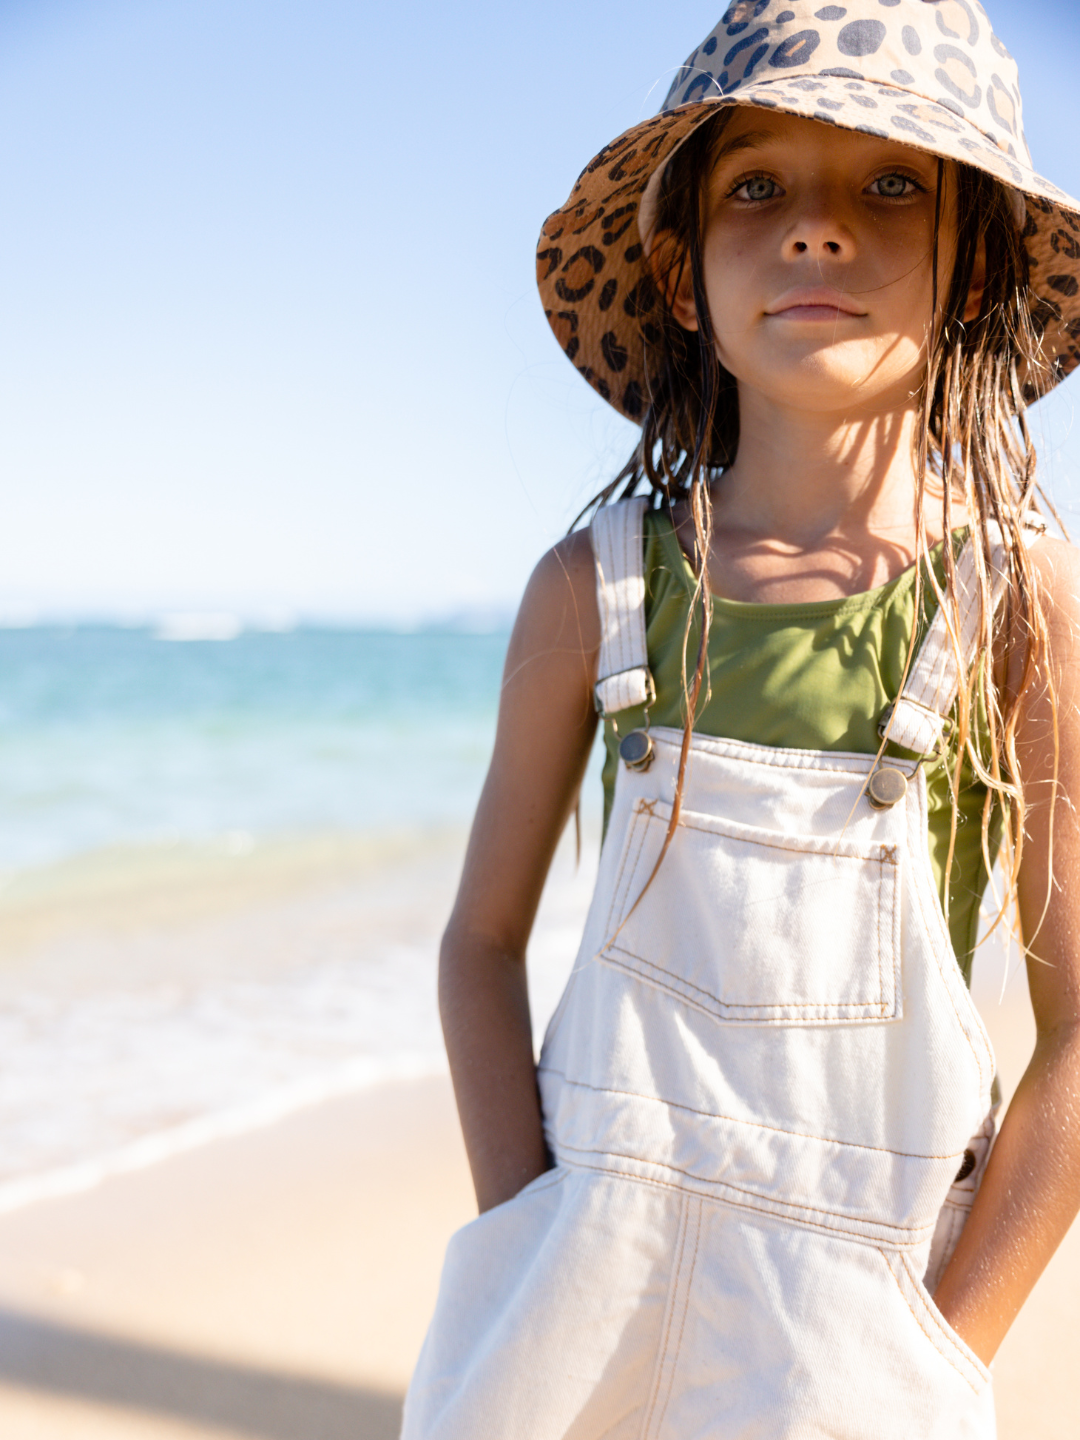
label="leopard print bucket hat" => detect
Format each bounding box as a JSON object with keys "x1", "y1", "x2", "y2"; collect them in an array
[{"x1": 537, "y1": 0, "x2": 1080, "y2": 421}]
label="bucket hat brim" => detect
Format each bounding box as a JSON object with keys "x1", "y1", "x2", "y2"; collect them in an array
[{"x1": 538, "y1": 69, "x2": 1080, "y2": 422}]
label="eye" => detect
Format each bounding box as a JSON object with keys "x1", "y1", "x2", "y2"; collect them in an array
[
  {"x1": 868, "y1": 172, "x2": 923, "y2": 199},
  {"x1": 730, "y1": 174, "x2": 781, "y2": 203}
]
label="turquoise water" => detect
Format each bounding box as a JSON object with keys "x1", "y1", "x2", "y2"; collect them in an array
[
  {"x1": 0, "y1": 623, "x2": 603, "y2": 1203},
  {"x1": 0, "y1": 624, "x2": 509, "y2": 872}
]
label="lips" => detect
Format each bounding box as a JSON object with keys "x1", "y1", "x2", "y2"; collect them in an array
[{"x1": 766, "y1": 287, "x2": 867, "y2": 318}]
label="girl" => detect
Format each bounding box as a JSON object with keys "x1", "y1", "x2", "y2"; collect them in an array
[{"x1": 404, "y1": 2, "x2": 1080, "y2": 1435}]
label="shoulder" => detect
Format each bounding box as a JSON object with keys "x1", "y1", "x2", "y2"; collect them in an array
[
  {"x1": 504, "y1": 527, "x2": 600, "y2": 690},
  {"x1": 999, "y1": 534, "x2": 1080, "y2": 737},
  {"x1": 533, "y1": 526, "x2": 597, "y2": 597},
  {"x1": 1026, "y1": 532, "x2": 1080, "y2": 598},
  {"x1": 995, "y1": 533, "x2": 1080, "y2": 696},
  {"x1": 511, "y1": 499, "x2": 661, "y2": 671},
  {"x1": 1024, "y1": 533, "x2": 1080, "y2": 664}
]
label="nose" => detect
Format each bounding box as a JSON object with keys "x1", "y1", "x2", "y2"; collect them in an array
[
  {"x1": 784, "y1": 192, "x2": 853, "y2": 261},
  {"x1": 792, "y1": 233, "x2": 843, "y2": 257}
]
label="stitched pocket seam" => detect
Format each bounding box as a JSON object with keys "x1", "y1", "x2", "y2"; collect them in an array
[
  {"x1": 881, "y1": 1248, "x2": 991, "y2": 1394},
  {"x1": 606, "y1": 804, "x2": 900, "y2": 1023},
  {"x1": 603, "y1": 946, "x2": 890, "y2": 1022}
]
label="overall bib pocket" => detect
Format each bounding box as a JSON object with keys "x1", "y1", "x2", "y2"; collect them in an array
[{"x1": 602, "y1": 798, "x2": 902, "y2": 1025}]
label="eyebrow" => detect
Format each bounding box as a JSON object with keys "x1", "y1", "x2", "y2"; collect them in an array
[{"x1": 712, "y1": 129, "x2": 778, "y2": 164}]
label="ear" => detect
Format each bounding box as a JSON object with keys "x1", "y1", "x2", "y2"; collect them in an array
[
  {"x1": 962, "y1": 236, "x2": 987, "y2": 324},
  {"x1": 649, "y1": 229, "x2": 699, "y2": 332}
]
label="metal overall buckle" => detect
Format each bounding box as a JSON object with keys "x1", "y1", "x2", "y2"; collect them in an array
[
  {"x1": 600, "y1": 674, "x2": 657, "y2": 774},
  {"x1": 867, "y1": 702, "x2": 954, "y2": 809}
]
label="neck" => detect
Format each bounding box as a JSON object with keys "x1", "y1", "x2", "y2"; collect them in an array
[{"x1": 717, "y1": 385, "x2": 927, "y2": 546}]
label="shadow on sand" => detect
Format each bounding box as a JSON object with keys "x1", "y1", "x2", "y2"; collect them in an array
[{"x1": 0, "y1": 1305, "x2": 404, "y2": 1438}]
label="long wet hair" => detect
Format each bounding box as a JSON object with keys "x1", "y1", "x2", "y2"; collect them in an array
[{"x1": 583, "y1": 107, "x2": 1060, "y2": 942}]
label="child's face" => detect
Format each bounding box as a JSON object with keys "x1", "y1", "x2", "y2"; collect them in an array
[{"x1": 674, "y1": 108, "x2": 967, "y2": 421}]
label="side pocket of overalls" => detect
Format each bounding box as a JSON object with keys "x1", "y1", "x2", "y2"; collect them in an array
[
  {"x1": 878, "y1": 1248, "x2": 992, "y2": 1395},
  {"x1": 403, "y1": 1167, "x2": 571, "y2": 1436},
  {"x1": 442, "y1": 1164, "x2": 568, "y2": 1265}
]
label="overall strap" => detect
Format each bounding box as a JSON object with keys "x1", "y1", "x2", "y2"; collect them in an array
[
  {"x1": 881, "y1": 519, "x2": 1044, "y2": 757},
  {"x1": 592, "y1": 497, "x2": 655, "y2": 717}
]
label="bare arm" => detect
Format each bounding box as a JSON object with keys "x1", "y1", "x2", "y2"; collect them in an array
[
  {"x1": 934, "y1": 538, "x2": 1080, "y2": 1363},
  {"x1": 440, "y1": 531, "x2": 601, "y2": 1213}
]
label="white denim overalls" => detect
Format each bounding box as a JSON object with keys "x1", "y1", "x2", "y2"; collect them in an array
[{"x1": 403, "y1": 498, "x2": 1005, "y2": 1440}]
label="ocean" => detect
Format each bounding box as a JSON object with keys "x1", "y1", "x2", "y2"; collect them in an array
[
  {"x1": 0, "y1": 625, "x2": 510, "y2": 870},
  {"x1": 0, "y1": 624, "x2": 598, "y2": 1211}
]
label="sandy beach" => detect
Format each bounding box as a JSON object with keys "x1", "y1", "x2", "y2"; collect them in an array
[
  {"x1": 0, "y1": 1036, "x2": 1078, "y2": 1438},
  {"x1": 0, "y1": 1075, "x2": 474, "y2": 1439},
  {"x1": 0, "y1": 854, "x2": 1075, "y2": 1438}
]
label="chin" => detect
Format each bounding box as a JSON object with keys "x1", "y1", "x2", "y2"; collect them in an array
[{"x1": 729, "y1": 349, "x2": 925, "y2": 414}]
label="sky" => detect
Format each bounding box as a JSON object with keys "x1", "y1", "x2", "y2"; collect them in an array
[{"x1": 0, "y1": 0, "x2": 1078, "y2": 625}]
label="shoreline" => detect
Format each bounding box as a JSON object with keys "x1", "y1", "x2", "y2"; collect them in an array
[
  {"x1": 0, "y1": 1052, "x2": 448, "y2": 1221},
  {"x1": 0, "y1": 819, "x2": 591, "y2": 1196},
  {"x1": 0, "y1": 827, "x2": 468, "y2": 968}
]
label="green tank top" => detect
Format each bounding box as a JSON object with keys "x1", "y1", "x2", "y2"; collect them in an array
[{"x1": 599, "y1": 511, "x2": 999, "y2": 986}]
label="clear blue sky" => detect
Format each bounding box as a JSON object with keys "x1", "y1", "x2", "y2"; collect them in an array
[{"x1": 0, "y1": 0, "x2": 1077, "y2": 623}]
